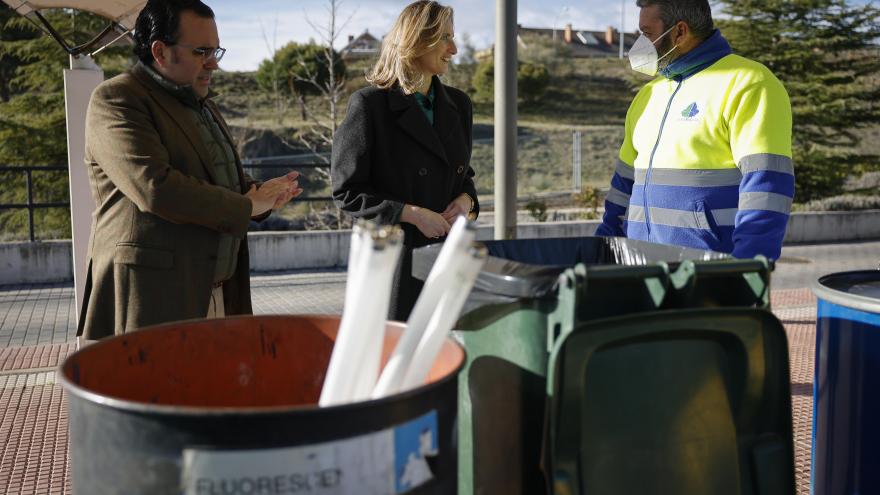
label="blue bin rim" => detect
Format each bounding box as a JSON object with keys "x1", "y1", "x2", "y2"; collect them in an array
[{"x1": 812, "y1": 270, "x2": 880, "y2": 314}]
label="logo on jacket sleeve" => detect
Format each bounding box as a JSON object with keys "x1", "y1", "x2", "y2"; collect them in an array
[{"x1": 678, "y1": 102, "x2": 702, "y2": 122}]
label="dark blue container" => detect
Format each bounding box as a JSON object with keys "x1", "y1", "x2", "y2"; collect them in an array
[{"x1": 812, "y1": 270, "x2": 880, "y2": 495}]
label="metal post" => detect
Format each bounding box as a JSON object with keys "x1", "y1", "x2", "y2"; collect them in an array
[
  {"x1": 577, "y1": 131, "x2": 582, "y2": 191},
  {"x1": 620, "y1": 0, "x2": 625, "y2": 58},
  {"x1": 26, "y1": 169, "x2": 35, "y2": 242},
  {"x1": 572, "y1": 130, "x2": 582, "y2": 192},
  {"x1": 65, "y1": 55, "x2": 103, "y2": 321},
  {"x1": 495, "y1": 0, "x2": 517, "y2": 240},
  {"x1": 572, "y1": 131, "x2": 576, "y2": 191}
]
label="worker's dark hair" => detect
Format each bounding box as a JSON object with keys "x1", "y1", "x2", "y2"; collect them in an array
[
  {"x1": 635, "y1": 0, "x2": 714, "y2": 41},
  {"x1": 132, "y1": 0, "x2": 215, "y2": 64}
]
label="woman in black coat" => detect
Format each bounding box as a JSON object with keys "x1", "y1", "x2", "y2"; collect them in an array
[{"x1": 331, "y1": 0, "x2": 479, "y2": 321}]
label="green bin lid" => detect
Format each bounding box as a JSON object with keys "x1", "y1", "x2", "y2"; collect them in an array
[{"x1": 547, "y1": 308, "x2": 794, "y2": 495}]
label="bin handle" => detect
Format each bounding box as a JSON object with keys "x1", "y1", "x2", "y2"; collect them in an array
[
  {"x1": 689, "y1": 256, "x2": 770, "y2": 276},
  {"x1": 584, "y1": 263, "x2": 669, "y2": 308},
  {"x1": 669, "y1": 257, "x2": 771, "y2": 305},
  {"x1": 583, "y1": 264, "x2": 668, "y2": 279}
]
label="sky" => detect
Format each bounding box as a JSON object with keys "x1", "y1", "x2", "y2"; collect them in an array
[
  {"x1": 210, "y1": 0, "x2": 645, "y2": 71},
  {"x1": 209, "y1": 0, "x2": 877, "y2": 72}
]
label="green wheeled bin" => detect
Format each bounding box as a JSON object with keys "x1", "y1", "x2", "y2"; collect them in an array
[{"x1": 413, "y1": 236, "x2": 773, "y2": 495}]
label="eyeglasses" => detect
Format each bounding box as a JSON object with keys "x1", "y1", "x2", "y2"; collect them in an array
[{"x1": 172, "y1": 43, "x2": 226, "y2": 62}]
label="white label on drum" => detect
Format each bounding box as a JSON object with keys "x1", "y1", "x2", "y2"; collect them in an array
[{"x1": 182, "y1": 410, "x2": 439, "y2": 495}]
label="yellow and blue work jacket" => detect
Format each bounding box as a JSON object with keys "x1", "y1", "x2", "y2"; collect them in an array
[{"x1": 596, "y1": 30, "x2": 794, "y2": 260}]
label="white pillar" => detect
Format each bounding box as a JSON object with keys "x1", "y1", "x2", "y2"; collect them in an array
[{"x1": 64, "y1": 55, "x2": 102, "y2": 322}]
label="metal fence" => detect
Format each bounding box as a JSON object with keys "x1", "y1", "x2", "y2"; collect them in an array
[
  {"x1": 0, "y1": 162, "x2": 332, "y2": 242},
  {"x1": 0, "y1": 165, "x2": 69, "y2": 242}
]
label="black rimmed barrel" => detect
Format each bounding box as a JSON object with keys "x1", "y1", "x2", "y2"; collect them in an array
[
  {"x1": 59, "y1": 315, "x2": 464, "y2": 495},
  {"x1": 812, "y1": 271, "x2": 880, "y2": 494}
]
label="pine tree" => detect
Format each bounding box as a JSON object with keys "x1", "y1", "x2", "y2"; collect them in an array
[
  {"x1": 716, "y1": 0, "x2": 880, "y2": 201},
  {"x1": 0, "y1": 5, "x2": 33, "y2": 102},
  {"x1": 0, "y1": 5, "x2": 130, "y2": 239}
]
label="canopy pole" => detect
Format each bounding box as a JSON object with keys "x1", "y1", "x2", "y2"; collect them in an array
[{"x1": 494, "y1": 0, "x2": 517, "y2": 240}]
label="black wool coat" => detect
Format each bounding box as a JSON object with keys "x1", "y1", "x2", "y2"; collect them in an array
[{"x1": 331, "y1": 77, "x2": 480, "y2": 320}]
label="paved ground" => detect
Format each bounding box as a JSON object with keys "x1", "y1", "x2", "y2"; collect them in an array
[
  {"x1": 0, "y1": 271, "x2": 348, "y2": 348},
  {"x1": 0, "y1": 240, "x2": 878, "y2": 494},
  {"x1": 773, "y1": 240, "x2": 879, "y2": 289}
]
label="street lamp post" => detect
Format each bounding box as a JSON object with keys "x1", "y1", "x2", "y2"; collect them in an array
[{"x1": 619, "y1": 0, "x2": 625, "y2": 58}]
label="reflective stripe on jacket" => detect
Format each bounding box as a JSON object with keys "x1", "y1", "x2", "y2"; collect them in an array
[{"x1": 597, "y1": 34, "x2": 794, "y2": 260}]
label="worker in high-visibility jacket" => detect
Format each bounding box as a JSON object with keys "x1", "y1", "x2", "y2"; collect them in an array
[{"x1": 596, "y1": 0, "x2": 794, "y2": 260}]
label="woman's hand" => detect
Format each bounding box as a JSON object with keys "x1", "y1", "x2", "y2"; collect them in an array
[
  {"x1": 441, "y1": 193, "x2": 473, "y2": 223},
  {"x1": 400, "y1": 204, "x2": 451, "y2": 239}
]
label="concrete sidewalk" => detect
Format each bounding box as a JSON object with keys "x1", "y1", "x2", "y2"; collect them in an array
[{"x1": 1, "y1": 240, "x2": 878, "y2": 494}]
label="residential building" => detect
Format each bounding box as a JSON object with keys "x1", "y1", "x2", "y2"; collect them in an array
[
  {"x1": 340, "y1": 30, "x2": 381, "y2": 60},
  {"x1": 478, "y1": 24, "x2": 639, "y2": 60}
]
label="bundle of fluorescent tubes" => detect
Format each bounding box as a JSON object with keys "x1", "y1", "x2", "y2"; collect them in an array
[
  {"x1": 319, "y1": 217, "x2": 487, "y2": 406},
  {"x1": 319, "y1": 222, "x2": 403, "y2": 406}
]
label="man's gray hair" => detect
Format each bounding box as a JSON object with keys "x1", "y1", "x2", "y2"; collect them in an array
[{"x1": 636, "y1": 0, "x2": 715, "y2": 40}]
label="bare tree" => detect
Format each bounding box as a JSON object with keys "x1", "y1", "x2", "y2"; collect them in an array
[
  {"x1": 258, "y1": 16, "x2": 288, "y2": 123},
  {"x1": 296, "y1": 0, "x2": 355, "y2": 154},
  {"x1": 293, "y1": 0, "x2": 357, "y2": 229},
  {"x1": 255, "y1": 0, "x2": 358, "y2": 230}
]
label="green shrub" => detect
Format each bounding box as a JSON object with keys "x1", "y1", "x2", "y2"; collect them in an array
[
  {"x1": 518, "y1": 62, "x2": 550, "y2": 102},
  {"x1": 471, "y1": 60, "x2": 551, "y2": 103},
  {"x1": 573, "y1": 186, "x2": 601, "y2": 220},
  {"x1": 525, "y1": 198, "x2": 548, "y2": 222}
]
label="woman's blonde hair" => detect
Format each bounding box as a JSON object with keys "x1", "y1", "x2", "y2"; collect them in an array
[{"x1": 366, "y1": 1, "x2": 453, "y2": 95}]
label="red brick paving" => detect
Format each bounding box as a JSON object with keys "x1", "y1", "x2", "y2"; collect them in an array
[
  {"x1": 771, "y1": 287, "x2": 817, "y2": 310},
  {"x1": 0, "y1": 379, "x2": 70, "y2": 494},
  {"x1": 0, "y1": 288, "x2": 821, "y2": 494},
  {"x1": 0, "y1": 343, "x2": 76, "y2": 372},
  {"x1": 774, "y1": 288, "x2": 819, "y2": 495}
]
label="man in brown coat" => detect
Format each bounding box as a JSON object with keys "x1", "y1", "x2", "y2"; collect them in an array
[{"x1": 77, "y1": 0, "x2": 302, "y2": 340}]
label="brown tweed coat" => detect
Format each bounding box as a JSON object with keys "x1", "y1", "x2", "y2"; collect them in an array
[{"x1": 77, "y1": 63, "x2": 259, "y2": 340}]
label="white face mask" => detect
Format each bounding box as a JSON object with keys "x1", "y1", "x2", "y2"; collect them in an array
[{"x1": 628, "y1": 24, "x2": 678, "y2": 76}]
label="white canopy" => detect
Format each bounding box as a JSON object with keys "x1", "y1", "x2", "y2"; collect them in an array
[{"x1": 2, "y1": 0, "x2": 145, "y2": 30}]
